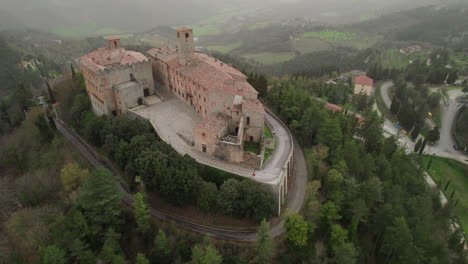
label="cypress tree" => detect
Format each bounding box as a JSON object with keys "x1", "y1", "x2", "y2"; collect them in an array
[
  {"x1": 414, "y1": 138, "x2": 422, "y2": 153},
  {"x1": 419, "y1": 139, "x2": 427, "y2": 155}
]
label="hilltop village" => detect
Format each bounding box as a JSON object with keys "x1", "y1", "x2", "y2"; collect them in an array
[{"x1": 80, "y1": 28, "x2": 266, "y2": 167}]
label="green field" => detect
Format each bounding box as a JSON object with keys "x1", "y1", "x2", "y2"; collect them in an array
[
  {"x1": 421, "y1": 156, "x2": 468, "y2": 235},
  {"x1": 333, "y1": 35, "x2": 383, "y2": 50},
  {"x1": 243, "y1": 52, "x2": 295, "y2": 65},
  {"x1": 303, "y1": 31, "x2": 358, "y2": 41},
  {"x1": 264, "y1": 124, "x2": 273, "y2": 139},
  {"x1": 191, "y1": 25, "x2": 223, "y2": 37},
  {"x1": 292, "y1": 38, "x2": 331, "y2": 53},
  {"x1": 207, "y1": 41, "x2": 243, "y2": 53},
  {"x1": 53, "y1": 22, "x2": 99, "y2": 38},
  {"x1": 320, "y1": 12, "x2": 340, "y2": 17},
  {"x1": 188, "y1": 7, "x2": 260, "y2": 37},
  {"x1": 248, "y1": 21, "x2": 273, "y2": 30}
]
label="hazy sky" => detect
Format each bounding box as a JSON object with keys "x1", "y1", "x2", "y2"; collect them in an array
[{"x1": 0, "y1": 0, "x2": 451, "y2": 33}]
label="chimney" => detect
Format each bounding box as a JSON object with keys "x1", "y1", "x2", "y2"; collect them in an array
[{"x1": 107, "y1": 36, "x2": 121, "y2": 50}]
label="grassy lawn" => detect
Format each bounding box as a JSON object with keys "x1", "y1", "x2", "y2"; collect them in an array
[
  {"x1": 421, "y1": 155, "x2": 468, "y2": 235},
  {"x1": 243, "y1": 52, "x2": 295, "y2": 65},
  {"x1": 263, "y1": 124, "x2": 276, "y2": 164},
  {"x1": 379, "y1": 48, "x2": 410, "y2": 69},
  {"x1": 206, "y1": 41, "x2": 242, "y2": 53},
  {"x1": 292, "y1": 38, "x2": 331, "y2": 53},
  {"x1": 303, "y1": 31, "x2": 358, "y2": 41},
  {"x1": 264, "y1": 124, "x2": 273, "y2": 138},
  {"x1": 244, "y1": 141, "x2": 261, "y2": 155}
]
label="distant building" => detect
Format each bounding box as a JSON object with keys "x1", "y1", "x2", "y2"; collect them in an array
[
  {"x1": 400, "y1": 45, "x2": 422, "y2": 55},
  {"x1": 147, "y1": 28, "x2": 265, "y2": 165},
  {"x1": 354, "y1": 75, "x2": 374, "y2": 96},
  {"x1": 80, "y1": 37, "x2": 154, "y2": 116}
]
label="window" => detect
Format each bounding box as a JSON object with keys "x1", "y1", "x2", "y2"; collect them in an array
[
  {"x1": 202, "y1": 144, "x2": 207, "y2": 153},
  {"x1": 246, "y1": 116, "x2": 250, "y2": 125},
  {"x1": 186, "y1": 33, "x2": 189, "y2": 38},
  {"x1": 202, "y1": 133, "x2": 206, "y2": 136},
  {"x1": 250, "y1": 136, "x2": 254, "y2": 141},
  {"x1": 204, "y1": 97, "x2": 206, "y2": 102},
  {"x1": 177, "y1": 32, "x2": 180, "y2": 38}
]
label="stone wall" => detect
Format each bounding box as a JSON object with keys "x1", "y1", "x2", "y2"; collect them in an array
[{"x1": 242, "y1": 151, "x2": 261, "y2": 168}]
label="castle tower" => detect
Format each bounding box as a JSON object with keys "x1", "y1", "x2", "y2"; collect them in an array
[
  {"x1": 107, "y1": 36, "x2": 121, "y2": 50},
  {"x1": 176, "y1": 27, "x2": 194, "y2": 65}
]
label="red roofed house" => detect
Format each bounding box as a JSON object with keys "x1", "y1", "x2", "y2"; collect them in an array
[
  {"x1": 354, "y1": 75, "x2": 374, "y2": 96},
  {"x1": 80, "y1": 37, "x2": 154, "y2": 116},
  {"x1": 147, "y1": 28, "x2": 265, "y2": 166}
]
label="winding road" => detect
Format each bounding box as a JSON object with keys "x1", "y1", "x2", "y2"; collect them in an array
[
  {"x1": 54, "y1": 112, "x2": 308, "y2": 241},
  {"x1": 379, "y1": 81, "x2": 467, "y2": 164}
]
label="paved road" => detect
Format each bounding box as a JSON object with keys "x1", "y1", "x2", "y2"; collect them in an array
[
  {"x1": 380, "y1": 81, "x2": 393, "y2": 108},
  {"x1": 379, "y1": 81, "x2": 467, "y2": 164},
  {"x1": 132, "y1": 92, "x2": 293, "y2": 186},
  {"x1": 54, "y1": 114, "x2": 307, "y2": 241},
  {"x1": 431, "y1": 89, "x2": 464, "y2": 154}
]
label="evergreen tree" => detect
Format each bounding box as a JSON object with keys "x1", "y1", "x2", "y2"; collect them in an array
[
  {"x1": 78, "y1": 168, "x2": 123, "y2": 240},
  {"x1": 153, "y1": 230, "x2": 171, "y2": 263},
  {"x1": 191, "y1": 244, "x2": 222, "y2": 264},
  {"x1": 318, "y1": 117, "x2": 343, "y2": 150},
  {"x1": 197, "y1": 182, "x2": 219, "y2": 214},
  {"x1": 410, "y1": 125, "x2": 420, "y2": 140},
  {"x1": 99, "y1": 228, "x2": 126, "y2": 264},
  {"x1": 419, "y1": 139, "x2": 427, "y2": 155},
  {"x1": 71, "y1": 64, "x2": 76, "y2": 80},
  {"x1": 255, "y1": 219, "x2": 274, "y2": 264},
  {"x1": 41, "y1": 245, "x2": 67, "y2": 264},
  {"x1": 284, "y1": 213, "x2": 309, "y2": 247},
  {"x1": 135, "y1": 253, "x2": 149, "y2": 264},
  {"x1": 414, "y1": 138, "x2": 423, "y2": 153},
  {"x1": 134, "y1": 192, "x2": 151, "y2": 234}
]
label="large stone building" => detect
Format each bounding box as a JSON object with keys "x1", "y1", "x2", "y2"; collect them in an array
[
  {"x1": 147, "y1": 27, "x2": 265, "y2": 165},
  {"x1": 80, "y1": 37, "x2": 154, "y2": 116},
  {"x1": 353, "y1": 75, "x2": 374, "y2": 96}
]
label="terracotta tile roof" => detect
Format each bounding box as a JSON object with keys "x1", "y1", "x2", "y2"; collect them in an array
[
  {"x1": 176, "y1": 27, "x2": 192, "y2": 31},
  {"x1": 195, "y1": 113, "x2": 229, "y2": 134},
  {"x1": 324, "y1": 103, "x2": 342, "y2": 112},
  {"x1": 355, "y1": 75, "x2": 374, "y2": 86},
  {"x1": 243, "y1": 99, "x2": 265, "y2": 113},
  {"x1": 147, "y1": 48, "x2": 258, "y2": 97},
  {"x1": 80, "y1": 47, "x2": 148, "y2": 73},
  {"x1": 106, "y1": 36, "x2": 121, "y2": 41}
]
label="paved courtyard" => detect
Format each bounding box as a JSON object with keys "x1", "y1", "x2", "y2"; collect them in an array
[{"x1": 130, "y1": 92, "x2": 293, "y2": 185}]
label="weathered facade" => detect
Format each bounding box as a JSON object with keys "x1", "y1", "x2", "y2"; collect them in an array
[
  {"x1": 353, "y1": 75, "x2": 374, "y2": 96},
  {"x1": 80, "y1": 37, "x2": 154, "y2": 116},
  {"x1": 147, "y1": 28, "x2": 264, "y2": 166}
]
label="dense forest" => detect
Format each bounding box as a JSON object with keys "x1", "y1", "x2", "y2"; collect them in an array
[{"x1": 265, "y1": 76, "x2": 466, "y2": 263}]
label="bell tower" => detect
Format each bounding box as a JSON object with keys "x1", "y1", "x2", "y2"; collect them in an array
[
  {"x1": 176, "y1": 27, "x2": 194, "y2": 65},
  {"x1": 107, "y1": 36, "x2": 121, "y2": 50}
]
